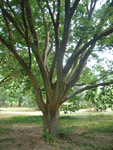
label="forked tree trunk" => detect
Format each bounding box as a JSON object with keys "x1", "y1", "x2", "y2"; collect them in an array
[{"x1": 43, "y1": 109, "x2": 60, "y2": 136}]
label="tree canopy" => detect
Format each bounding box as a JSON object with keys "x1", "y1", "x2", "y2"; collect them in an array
[{"x1": 0, "y1": 0, "x2": 113, "y2": 135}]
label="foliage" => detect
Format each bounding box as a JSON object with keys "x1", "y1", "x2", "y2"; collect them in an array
[
  {"x1": 60, "y1": 95, "x2": 81, "y2": 113},
  {"x1": 84, "y1": 86, "x2": 113, "y2": 111},
  {"x1": 42, "y1": 129, "x2": 56, "y2": 144},
  {"x1": 59, "y1": 128, "x2": 72, "y2": 139}
]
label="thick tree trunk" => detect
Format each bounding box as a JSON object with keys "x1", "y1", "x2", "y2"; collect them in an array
[{"x1": 43, "y1": 109, "x2": 60, "y2": 136}]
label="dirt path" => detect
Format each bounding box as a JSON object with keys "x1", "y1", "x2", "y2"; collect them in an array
[
  {"x1": 0, "y1": 107, "x2": 43, "y2": 118},
  {"x1": 0, "y1": 107, "x2": 112, "y2": 118}
]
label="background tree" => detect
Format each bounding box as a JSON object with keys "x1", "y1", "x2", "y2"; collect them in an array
[{"x1": 0, "y1": 0, "x2": 113, "y2": 135}]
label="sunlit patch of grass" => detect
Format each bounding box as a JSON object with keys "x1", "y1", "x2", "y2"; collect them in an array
[
  {"x1": 80, "y1": 142, "x2": 113, "y2": 150},
  {"x1": 0, "y1": 115, "x2": 43, "y2": 124},
  {"x1": 60, "y1": 114, "x2": 113, "y2": 131},
  {"x1": 0, "y1": 127, "x2": 12, "y2": 134}
]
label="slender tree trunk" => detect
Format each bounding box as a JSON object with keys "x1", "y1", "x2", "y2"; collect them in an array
[
  {"x1": 18, "y1": 100, "x2": 22, "y2": 107},
  {"x1": 10, "y1": 102, "x2": 13, "y2": 107},
  {"x1": 43, "y1": 108, "x2": 60, "y2": 136}
]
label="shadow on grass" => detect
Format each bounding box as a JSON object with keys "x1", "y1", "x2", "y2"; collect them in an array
[
  {"x1": 0, "y1": 128, "x2": 12, "y2": 134},
  {"x1": 0, "y1": 137, "x2": 15, "y2": 143}
]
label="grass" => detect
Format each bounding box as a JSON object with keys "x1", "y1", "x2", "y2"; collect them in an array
[
  {"x1": 0, "y1": 109, "x2": 113, "y2": 150},
  {"x1": 0, "y1": 115, "x2": 43, "y2": 124},
  {"x1": 0, "y1": 137, "x2": 15, "y2": 143},
  {"x1": 60, "y1": 113, "x2": 113, "y2": 130},
  {"x1": 0, "y1": 128, "x2": 12, "y2": 134}
]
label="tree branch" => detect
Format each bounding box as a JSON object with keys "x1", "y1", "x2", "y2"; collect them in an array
[
  {"x1": 70, "y1": 0, "x2": 80, "y2": 19},
  {"x1": 63, "y1": 27, "x2": 113, "y2": 77},
  {"x1": 21, "y1": 0, "x2": 31, "y2": 70},
  {"x1": 63, "y1": 39, "x2": 82, "y2": 76},
  {"x1": 56, "y1": 0, "x2": 71, "y2": 85},
  {"x1": 0, "y1": 72, "x2": 14, "y2": 86},
  {"x1": 74, "y1": 71, "x2": 113, "y2": 86},
  {"x1": 48, "y1": 0, "x2": 61, "y2": 83},
  {"x1": 56, "y1": 0, "x2": 61, "y2": 26},
  {"x1": 0, "y1": 35, "x2": 46, "y2": 113},
  {"x1": 24, "y1": 0, "x2": 39, "y2": 50},
  {"x1": 0, "y1": 4, "x2": 24, "y2": 37},
  {"x1": 47, "y1": 38, "x2": 54, "y2": 58},
  {"x1": 63, "y1": 80, "x2": 113, "y2": 101},
  {"x1": 43, "y1": 31, "x2": 49, "y2": 67},
  {"x1": 25, "y1": 0, "x2": 52, "y2": 95},
  {"x1": 88, "y1": 0, "x2": 97, "y2": 20},
  {"x1": 45, "y1": 0, "x2": 55, "y2": 27},
  {"x1": 37, "y1": 0, "x2": 47, "y2": 29},
  {"x1": 66, "y1": 44, "x2": 94, "y2": 92},
  {"x1": 6, "y1": 0, "x2": 24, "y2": 31}
]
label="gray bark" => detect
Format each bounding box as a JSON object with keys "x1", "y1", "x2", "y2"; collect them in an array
[{"x1": 43, "y1": 109, "x2": 60, "y2": 136}]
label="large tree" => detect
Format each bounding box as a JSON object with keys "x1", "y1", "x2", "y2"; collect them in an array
[{"x1": 0, "y1": 0, "x2": 113, "y2": 135}]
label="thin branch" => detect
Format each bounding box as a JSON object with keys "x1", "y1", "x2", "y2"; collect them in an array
[
  {"x1": 43, "y1": 31, "x2": 49, "y2": 66},
  {"x1": 38, "y1": 1, "x2": 56, "y2": 69},
  {"x1": 24, "y1": 0, "x2": 39, "y2": 49},
  {"x1": 24, "y1": 0, "x2": 53, "y2": 104},
  {"x1": 63, "y1": 80, "x2": 113, "y2": 101},
  {"x1": 6, "y1": 0, "x2": 24, "y2": 31},
  {"x1": 25, "y1": 0, "x2": 51, "y2": 90},
  {"x1": 74, "y1": 72, "x2": 113, "y2": 86},
  {"x1": 0, "y1": 72, "x2": 14, "y2": 85},
  {"x1": 49, "y1": 49, "x2": 57, "y2": 83},
  {"x1": 70, "y1": 0, "x2": 80, "y2": 19},
  {"x1": 21, "y1": 0, "x2": 31, "y2": 70},
  {"x1": 64, "y1": 0, "x2": 97, "y2": 77},
  {"x1": 63, "y1": 27, "x2": 113, "y2": 77},
  {"x1": 66, "y1": 57, "x2": 79, "y2": 82},
  {"x1": 63, "y1": 39, "x2": 82, "y2": 76},
  {"x1": 0, "y1": 61, "x2": 8, "y2": 67},
  {"x1": 88, "y1": 0, "x2": 97, "y2": 20},
  {"x1": 0, "y1": 78, "x2": 11, "y2": 85},
  {"x1": 45, "y1": 0, "x2": 55, "y2": 27},
  {"x1": 0, "y1": 35, "x2": 46, "y2": 113},
  {"x1": 37, "y1": 0, "x2": 47, "y2": 29},
  {"x1": 0, "y1": 4, "x2": 24, "y2": 37},
  {"x1": 66, "y1": 48, "x2": 93, "y2": 91},
  {"x1": 2, "y1": 13, "x2": 14, "y2": 42},
  {"x1": 47, "y1": 38, "x2": 54, "y2": 58},
  {"x1": 56, "y1": 0, "x2": 61, "y2": 26}
]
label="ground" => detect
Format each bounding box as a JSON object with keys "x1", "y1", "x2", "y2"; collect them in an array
[{"x1": 0, "y1": 107, "x2": 113, "y2": 150}]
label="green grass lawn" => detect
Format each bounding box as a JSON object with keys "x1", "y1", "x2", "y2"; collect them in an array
[{"x1": 0, "y1": 110, "x2": 113, "y2": 150}]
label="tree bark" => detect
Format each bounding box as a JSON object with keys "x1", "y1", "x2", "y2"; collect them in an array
[{"x1": 43, "y1": 108, "x2": 60, "y2": 136}]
